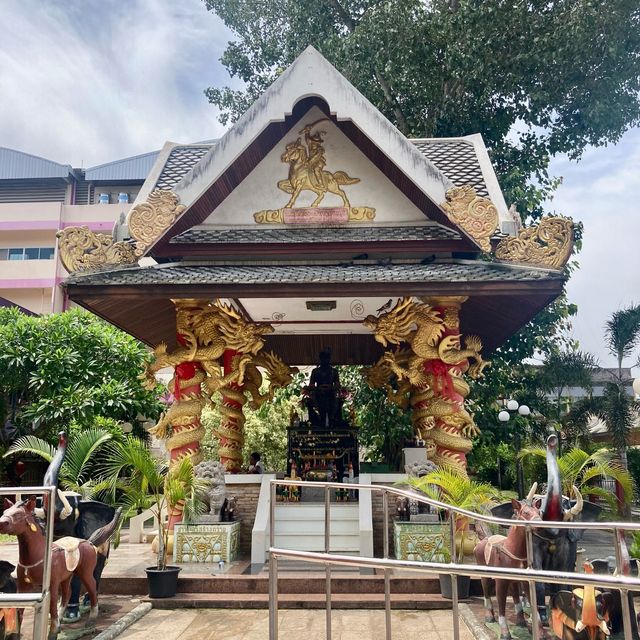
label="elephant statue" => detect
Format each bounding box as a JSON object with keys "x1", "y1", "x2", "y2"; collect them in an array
[{"x1": 491, "y1": 434, "x2": 602, "y2": 626}]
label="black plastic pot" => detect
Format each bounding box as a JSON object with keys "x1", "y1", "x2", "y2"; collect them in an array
[
  {"x1": 145, "y1": 566, "x2": 181, "y2": 598},
  {"x1": 439, "y1": 573, "x2": 470, "y2": 600}
]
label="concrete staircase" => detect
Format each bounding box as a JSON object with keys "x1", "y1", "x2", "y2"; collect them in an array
[
  {"x1": 123, "y1": 575, "x2": 460, "y2": 609},
  {"x1": 271, "y1": 502, "x2": 360, "y2": 554}
]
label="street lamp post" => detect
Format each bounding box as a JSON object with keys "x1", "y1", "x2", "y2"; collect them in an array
[{"x1": 498, "y1": 399, "x2": 531, "y2": 500}]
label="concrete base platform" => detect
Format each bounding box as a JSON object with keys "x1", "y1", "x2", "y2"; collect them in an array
[
  {"x1": 118, "y1": 608, "x2": 476, "y2": 640},
  {"x1": 146, "y1": 592, "x2": 457, "y2": 610}
]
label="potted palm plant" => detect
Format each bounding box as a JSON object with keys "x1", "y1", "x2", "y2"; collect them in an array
[
  {"x1": 101, "y1": 436, "x2": 204, "y2": 598},
  {"x1": 408, "y1": 467, "x2": 502, "y2": 599}
]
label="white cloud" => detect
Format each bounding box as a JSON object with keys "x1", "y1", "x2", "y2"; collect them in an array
[
  {"x1": 0, "y1": 0, "x2": 234, "y2": 167},
  {"x1": 0, "y1": 0, "x2": 638, "y2": 372},
  {"x1": 547, "y1": 127, "x2": 640, "y2": 369}
]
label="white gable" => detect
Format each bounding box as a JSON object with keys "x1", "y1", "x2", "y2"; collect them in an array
[
  {"x1": 166, "y1": 47, "x2": 453, "y2": 216},
  {"x1": 199, "y1": 106, "x2": 430, "y2": 228}
]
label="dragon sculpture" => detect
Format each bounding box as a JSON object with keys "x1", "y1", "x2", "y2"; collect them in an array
[
  {"x1": 143, "y1": 299, "x2": 275, "y2": 483},
  {"x1": 243, "y1": 351, "x2": 300, "y2": 411},
  {"x1": 364, "y1": 296, "x2": 488, "y2": 470}
]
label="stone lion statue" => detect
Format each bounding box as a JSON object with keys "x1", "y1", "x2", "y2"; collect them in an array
[
  {"x1": 405, "y1": 459, "x2": 437, "y2": 479},
  {"x1": 194, "y1": 460, "x2": 227, "y2": 521}
]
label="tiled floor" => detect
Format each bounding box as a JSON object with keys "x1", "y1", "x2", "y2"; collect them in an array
[{"x1": 118, "y1": 608, "x2": 475, "y2": 640}]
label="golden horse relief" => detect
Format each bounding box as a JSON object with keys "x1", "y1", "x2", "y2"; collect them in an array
[{"x1": 254, "y1": 120, "x2": 376, "y2": 223}]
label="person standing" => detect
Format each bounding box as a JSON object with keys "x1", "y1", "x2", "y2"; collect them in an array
[{"x1": 248, "y1": 452, "x2": 264, "y2": 474}]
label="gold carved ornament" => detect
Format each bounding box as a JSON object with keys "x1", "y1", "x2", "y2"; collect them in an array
[
  {"x1": 144, "y1": 300, "x2": 276, "y2": 472},
  {"x1": 254, "y1": 120, "x2": 375, "y2": 223},
  {"x1": 56, "y1": 189, "x2": 187, "y2": 274},
  {"x1": 363, "y1": 297, "x2": 489, "y2": 471},
  {"x1": 56, "y1": 226, "x2": 137, "y2": 273},
  {"x1": 494, "y1": 216, "x2": 574, "y2": 269},
  {"x1": 440, "y1": 186, "x2": 499, "y2": 252},
  {"x1": 127, "y1": 189, "x2": 186, "y2": 256}
]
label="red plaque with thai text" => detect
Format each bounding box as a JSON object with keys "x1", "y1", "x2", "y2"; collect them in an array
[{"x1": 283, "y1": 207, "x2": 349, "y2": 224}]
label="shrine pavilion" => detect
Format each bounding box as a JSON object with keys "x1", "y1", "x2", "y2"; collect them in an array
[{"x1": 57, "y1": 46, "x2": 573, "y2": 480}]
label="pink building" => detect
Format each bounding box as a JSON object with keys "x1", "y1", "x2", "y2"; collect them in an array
[{"x1": 0, "y1": 147, "x2": 157, "y2": 313}]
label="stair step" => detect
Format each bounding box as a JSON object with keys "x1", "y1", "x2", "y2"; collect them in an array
[
  {"x1": 101, "y1": 574, "x2": 446, "y2": 596},
  {"x1": 145, "y1": 592, "x2": 456, "y2": 610},
  {"x1": 274, "y1": 506, "x2": 359, "y2": 521},
  {"x1": 274, "y1": 520, "x2": 358, "y2": 534}
]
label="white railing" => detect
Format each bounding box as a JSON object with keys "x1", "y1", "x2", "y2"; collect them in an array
[
  {"x1": 268, "y1": 479, "x2": 640, "y2": 640},
  {"x1": 0, "y1": 485, "x2": 56, "y2": 640}
]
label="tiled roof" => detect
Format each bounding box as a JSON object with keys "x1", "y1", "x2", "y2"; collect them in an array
[
  {"x1": 170, "y1": 225, "x2": 461, "y2": 244},
  {"x1": 150, "y1": 139, "x2": 487, "y2": 199},
  {"x1": 155, "y1": 146, "x2": 213, "y2": 191},
  {"x1": 411, "y1": 140, "x2": 488, "y2": 197},
  {"x1": 67, "y1": 261, "x2": 563, "y2": 287}
]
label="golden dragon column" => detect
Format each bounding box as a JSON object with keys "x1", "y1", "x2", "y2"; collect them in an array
[
  {"x1": 145, "y1": 299, "x2": 275, "y2": 529},
  {"x1": 144, "y1": 300, "x2": 208, "y2": 532},
  {"x1": 421, "y1": 296, "x2": 477, "y2": 470},
  {"x1": 364, "y1": 296, "x2": 488, "y2": 475},
  {"x1": 217, "y1": 349, "x2": 247, "y2": 473}
]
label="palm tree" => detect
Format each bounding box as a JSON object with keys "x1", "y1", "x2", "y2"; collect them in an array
[
  {"x1": 518, "y1": 444, "x2": 634, "y2": 511},
  {"x1": 4, "y1": 427, "x2": 113, "y2": 498},
  {"x1": 99, "y1": 436, "x2": 205, "y2": 570},
  {"x1": 601, "y1": 304, "x2": 640, "y2": 469},
  {"x1": 537, "y1": 349, "x2": 599, "y2": 422},
  {"x1": 605, "y1": 305, "x2": 640, "y2": 379}
]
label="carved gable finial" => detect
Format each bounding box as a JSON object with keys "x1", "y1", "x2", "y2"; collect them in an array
[
  {"x1": 495, "y1": 217, "x2": 574, "y2": 270},
  {"x1": 440, "y1": 186, "x2": 499, "y2": 252}
]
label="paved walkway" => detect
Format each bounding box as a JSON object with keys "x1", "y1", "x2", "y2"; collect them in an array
[{"x1": 118, "y1": 608, "x2": 475, "y2": 640}]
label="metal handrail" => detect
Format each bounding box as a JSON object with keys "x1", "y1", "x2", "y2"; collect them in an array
[
  {"x1": 268, "y1": 478, "x2": 640, "y2": 640},
  {"x1": 0, "y1": 485, "x2": 56, "y2": 640}
]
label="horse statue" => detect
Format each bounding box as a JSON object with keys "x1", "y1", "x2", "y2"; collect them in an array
[
  {"x1": 277, "y1": 132, "x2": 359, "y2": 209},
  {"x1": 473, "y1": 488, "x2": 543, "y2": 640},
  {"x1": 0, "y1": 497, "x2": 120, "y2": 640},
  {"x1": 36, "y1": 432, "x2": 120, "y2": 621}
]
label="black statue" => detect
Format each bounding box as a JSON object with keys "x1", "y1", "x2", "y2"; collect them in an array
[
  {"x1": 39, "y1": 432, "x2": 118, "y2": 621},
  {"x1": 491, "y1": 434, "x2": 602, "y2": 627},
  {"x1": 309, "y1": 348, "x2": 341, "y2": 427}
]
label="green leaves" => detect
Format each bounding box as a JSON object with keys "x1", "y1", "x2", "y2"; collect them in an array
[
  {"x1": 204, "y1": 0, "x2": 640, "y2": 220},
  {"x1": 518, "y1": 444, "x2": 634, "y2": 509},
  {"x1": 409, "y1": 467, "x2": 502, "y2": 514},
  {"x1": 0, "y1": 308, "x2": 163, "y2": 439}
]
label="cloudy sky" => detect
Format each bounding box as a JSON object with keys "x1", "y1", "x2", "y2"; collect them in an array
[{"x1": 1, "y1": 0, "x2": 638, "y2": 370}]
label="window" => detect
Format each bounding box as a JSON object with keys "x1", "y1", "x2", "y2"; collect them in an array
[
  {"x1": 0, "y1": 247, "x2": 56, "y2": 260},
  {"x1": 8, "y1": 248, "x2": 24, "y2": 260}
]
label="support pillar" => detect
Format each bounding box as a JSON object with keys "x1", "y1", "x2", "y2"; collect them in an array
[
  {"x1": 421, "y1": 296, "x2": 476, "y2": 473},
  {"x1": 218, "y1": 349, "x2": 247, "y2": 473}
]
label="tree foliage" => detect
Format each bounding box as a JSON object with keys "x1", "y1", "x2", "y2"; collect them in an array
[
  {"x1": 0, "y1": 308, "x2": 163, "y2": 442},
  {"x1": 518, "y1": 445, "x2": 634, "y2": 510},
  {"x1": 604, "y1": 304, "x2": 640, "y2": 374},
  {"x1": 4, "y1": 427, "x2": 115, "y2": 498},
  {"x1": 339, "y1": 366, "x2": 412, "y2": 470},
  {"x1": 204, "y1": 0, "x2": 640, "y2": 220}
]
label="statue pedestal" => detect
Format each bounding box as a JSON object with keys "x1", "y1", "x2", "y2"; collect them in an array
[
  {"x1": 173, "y1": 522, "x2": 240, "y2": 564},
  {"x1": 402, "y1": 447, "x2": 428, "y2": 470},
  {"x1": 393, "y1": 521, "x2": 450, "y2": 562}
]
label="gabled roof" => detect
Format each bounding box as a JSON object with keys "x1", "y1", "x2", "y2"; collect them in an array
[
  {"x1": 135, "y1": 47, "x2": 508, "y2": 254},
  {"x1": 0, "y1": 147, "x2": 72, "y2": 180},
  {"x1": 144, "y1": 135, "x2": 508, "y2": 226},
  {"x1": 85, "y1": 150, "x2": 160, "y2": 182}
]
